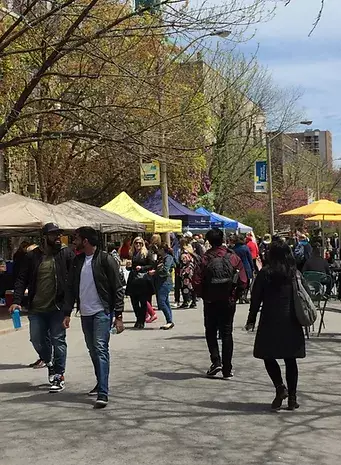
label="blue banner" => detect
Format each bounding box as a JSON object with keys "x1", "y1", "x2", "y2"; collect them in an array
[{"x1": 254, "y1": 160, "x2": 268, "y2": 193}]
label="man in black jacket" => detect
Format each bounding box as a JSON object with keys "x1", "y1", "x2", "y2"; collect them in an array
[
  {"x1": 10, "y1": 223, "x2": 74, "y2": 393},
  {"x1": 62, "y1": 227, "x2": 124, "y2": 409}
]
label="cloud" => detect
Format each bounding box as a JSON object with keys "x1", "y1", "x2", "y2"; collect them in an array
[{"x1": 242, "y1": 0, "x2": 341, "y2": 165}]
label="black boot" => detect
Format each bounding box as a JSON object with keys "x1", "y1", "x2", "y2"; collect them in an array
[
  {"x1": 288, "y1": 395, "x2": 299, "y2": 411},
  {"x1": 271, "y1": 384, "x2": 288, "y2": 411}
]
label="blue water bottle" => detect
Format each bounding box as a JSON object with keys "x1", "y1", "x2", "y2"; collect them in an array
[{"x1": 12, "y1": 308, "x2": 21, "y2": 329}]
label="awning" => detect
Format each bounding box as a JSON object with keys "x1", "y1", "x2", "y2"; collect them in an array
[
  {"x1": 0, "y1": 193, "x2": 86, "y2": 233},
  {"x1": 102, "y1": 192, "x2": 182, "y2": 233},
  {"x1": 144, "y1": 190, "x2": 210, "y2": 228},
  {"x1": 54, "y1": 200, "x2": 145, "y2": 233},
  {"x1": 195, "y1": 207, "x2": 238, "y2": 230}
]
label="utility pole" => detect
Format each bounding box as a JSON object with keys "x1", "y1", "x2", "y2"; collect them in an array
[
  {"x1": 266, "y1": 135, "x2": 275, "y2": 236},
  {"x1": 265, "y1": 120, "x2": 313, "y2": 235}
]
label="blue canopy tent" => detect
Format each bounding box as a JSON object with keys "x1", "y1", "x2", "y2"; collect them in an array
[
  {"x1": 196, "y1": 207, "x2": 238, "y2": 231},
  {"x1": 237, "y1": 221, "x2": 253, "y2": 233},
  {"x1": 143, "y1": 190, "x2": 210, "y2": 229}
]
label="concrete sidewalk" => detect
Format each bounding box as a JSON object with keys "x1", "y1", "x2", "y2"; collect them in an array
[{"x1": 0, "y1": 301, "x2": 341, "y2": 465}]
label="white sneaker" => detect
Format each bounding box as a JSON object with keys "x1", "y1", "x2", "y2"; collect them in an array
[{"x1": 49, "y1": 375, "x2": 65, "y2": 393}]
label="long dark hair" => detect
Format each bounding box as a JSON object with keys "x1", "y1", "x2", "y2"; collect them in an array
[{"x1": 265, "y1": 241, "x2": 296, "y2": 285}]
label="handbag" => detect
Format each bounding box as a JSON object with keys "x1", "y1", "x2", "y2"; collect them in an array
[{"x1": 292, "y1": 271, "x2": 317, "y2": 327}]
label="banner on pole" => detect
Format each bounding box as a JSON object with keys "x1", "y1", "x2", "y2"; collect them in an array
[
  {"x1": 140, "y1": 160, "x2": 160, "y2": 186},
  {"x1": 254, "y1": 160, "x2": 268, "y2": 193}
]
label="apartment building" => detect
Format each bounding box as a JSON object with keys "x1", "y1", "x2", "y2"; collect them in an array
[{"x1": 287, "y1": 129, "x2": 333, "y2": 169}]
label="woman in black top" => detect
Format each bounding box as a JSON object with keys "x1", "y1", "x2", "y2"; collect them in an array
[
  {"x1": 125, "y1": 237, "x2": 155, "y2": 329},
  {"x1": 245, "y1": 241, "x2": 305, "y2": 411}
]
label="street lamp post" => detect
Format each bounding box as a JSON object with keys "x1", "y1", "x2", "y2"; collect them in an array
[{"x1": 266, "y1": 120, "x2": 313, "y2": 235}]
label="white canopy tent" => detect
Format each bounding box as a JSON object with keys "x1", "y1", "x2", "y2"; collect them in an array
[{"x1": 0, "y1": 193, "x2": 144, "y2": 234}]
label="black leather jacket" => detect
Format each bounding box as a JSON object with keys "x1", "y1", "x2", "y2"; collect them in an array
[
  {"x1": 63, "y1": 249, "x2": 124, "y2": 317},
  {"x1": 13, "y1": 246, "x2": 75, "y2": 312}
]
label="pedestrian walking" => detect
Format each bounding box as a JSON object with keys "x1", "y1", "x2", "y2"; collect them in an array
[
  {"x1": 62, "y1": 227, "x2": 125, "y2": 409},
  {"x1": 259, "y1": 234, "x2": 272, "y2": 266},
  {"x1": 245, "y1": 241, "x2": 306, "y2": 411},
  {"x1": 172, "y1": 233, "x2": 183, "y2": 308},
  {"x1": 230, "y1": 235, "x2": 254, "y2": 304},
  {"x1": 245, "y1": 233, "x2": 259, "y2": 273},
  {"x1": 193, "y1": 228, "x2": 247, "y2": 379},
  {"x1": 293, "y1": 234, "x2": 312, "y2": 272},
  {"x1": 179, "y1": 239, "x2": 196, "y2": 308},
  {"x1": 10, "y1": 223, "x2": 74, "y2": 392},
  {"x1": 13, "y1": 240, "x2": 29, "y2": 285},
  {"x1": 125, "y1": 237, "x2": 156, "y2": 329},
  {"x1": 150, "y1": 243, "x2": 175, "y2": 330}
]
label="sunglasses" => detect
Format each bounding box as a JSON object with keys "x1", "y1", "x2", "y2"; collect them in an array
[{"x1": 135, "y1": 242, "x2": 143, "y2": 245}]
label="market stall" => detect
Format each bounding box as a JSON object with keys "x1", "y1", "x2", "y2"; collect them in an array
[
  {"x1": 144, "y1": 190, "x2": 210, "y2": 229},
  {"x1": 102, "y1": 192, "x2": 182, "y2": 233},
  {"x1": 54, "y1": 200, "x2": 145, "y2": 233}
]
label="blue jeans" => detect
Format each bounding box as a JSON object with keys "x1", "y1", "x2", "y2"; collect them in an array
[
  {"x1": 29, "y1": 311, "x2": 66, "y2": 375},
  {"x1": 81, "y1": 311, "x2": 111, "y2": 397},
  {"x1": 156, "y1": 282, "x2": 173, "y2": 323}
]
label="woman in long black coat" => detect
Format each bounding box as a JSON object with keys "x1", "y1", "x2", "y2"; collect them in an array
[{"x1": 245, "y1": 241, "x2": 305, "y2": 411}]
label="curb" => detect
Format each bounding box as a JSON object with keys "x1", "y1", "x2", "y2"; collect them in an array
[{"x1": 0, "y1": 323, "x2": 29, "y2": 336}]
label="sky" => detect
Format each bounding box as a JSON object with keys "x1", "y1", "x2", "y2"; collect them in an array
[{"x1": 238, "y1": 0, "x2": 341, "y2": 165}]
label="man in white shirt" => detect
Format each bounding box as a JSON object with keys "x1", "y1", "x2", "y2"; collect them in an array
[{"x1": 63, "y1": 227, "x2": 124, "y2": 409}]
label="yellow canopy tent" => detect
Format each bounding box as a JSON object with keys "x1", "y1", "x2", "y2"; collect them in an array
[
  {"x1": 281, "y1": 199, "x2": 341, "y2": 217},
  {"x1": 281, "y1": 199, "x2": 341, "y2": 248},
  {"x1": 306, "y1": 215, "x2": 341, "y2": 222},
  {"x1": 101, "y1": 192, "x2": 182, "y2": 233}
]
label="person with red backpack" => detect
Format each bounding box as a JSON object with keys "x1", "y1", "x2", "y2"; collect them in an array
[{"x1": 193, "y1": 228, "x2": 247, "y2": 379}]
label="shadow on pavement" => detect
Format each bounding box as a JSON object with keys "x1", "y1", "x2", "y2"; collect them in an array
[
  {"x1": 146, "y1": 371, "x2": 205, "y2": 380},
  {"x1": 197, "y1": 400, "x2": 270, "y2": 413},
  {"x1": 0, "y1": 382, "x2": 39, "y2": 393},
  {"x1": 0, "y1": 363, "x2": 29, "y2": 370},
  {"x1": 167, "y1": 335, "x2": 205, "y2": 341},
  {"x1": 8, "y1": 390, "x2": 94, "y2": 406}
]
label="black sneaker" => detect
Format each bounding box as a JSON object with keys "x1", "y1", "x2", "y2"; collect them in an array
[
  {"x1": 49, "y1": 374, "x2": 65, "y2": 393},
  {"x1": 47, "y1": 364, "x2": 55, "y2": 385},
  {"x1": 179, "y1": 303, "x2": 189, "y2": 309},
  {"x1": 189, "y1": 302, "x2": 197, "y2": 309},
  {"x1": 88, "y1": 385, "x2": 98, "y2": 397},
  {"x1": 94, "y1": 395, "x2": 108, "y2": 409},
  {"x1": 206, "y1": 363, "x2": 222, "y2": 378},
  {"x1": 222, "y1": 372, "x2": 234, "y2": 380}
]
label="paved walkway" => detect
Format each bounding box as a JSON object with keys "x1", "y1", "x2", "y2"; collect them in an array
[{"x1": 1, "y1": 301, "x2": 341, "y2": 465}]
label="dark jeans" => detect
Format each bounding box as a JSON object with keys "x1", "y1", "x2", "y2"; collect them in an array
[
  {"x1": 156, "y1": 282, "x2": 173, "y2": 323},
  {"x1": 81, "y1": 311, "x2": 111, "y2": 397},
  {"x1": 28, "y1": 311, "x2": 66, "y2": 375},
  {"x1": 130, "y1": 295, "x2": 148, "y2": 325},
  {"x1": 264, "y1": 359, "x2": 298, "y2": 396},
  {"x1": 203, "y1": 301, "x2": 236, "y2": 375}
]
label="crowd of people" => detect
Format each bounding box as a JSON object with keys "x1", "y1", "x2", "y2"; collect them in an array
[{"x1": 9, "y1": 222, "x2": 337, "y2": 412}]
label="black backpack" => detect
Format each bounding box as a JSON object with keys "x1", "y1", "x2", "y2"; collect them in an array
[{"x1": 204, "y1": 251, "x2": 236, "y2": 288}]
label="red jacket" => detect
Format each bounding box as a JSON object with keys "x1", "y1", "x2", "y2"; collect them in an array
[
  {"x1": 246, "y1": 237, "x2": 259, "y2": 260},
  {"x1": 193, "y1": 246, "x2": 247, "y2": 302}
]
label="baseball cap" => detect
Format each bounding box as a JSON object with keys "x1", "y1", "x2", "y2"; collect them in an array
[
  {"x1": 183, "y1": 231, "x2": 193, "y2": 238},
  {"x1": 42, "y1": 223, "x2": 63, "y2": 235}
]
